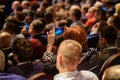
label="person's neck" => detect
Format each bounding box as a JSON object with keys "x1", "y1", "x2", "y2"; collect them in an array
[{"x1": 59, "y1": 66, "x2": 77, "y2": 73}]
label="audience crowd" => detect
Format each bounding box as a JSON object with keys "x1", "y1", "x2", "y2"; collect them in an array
[{"x1": 0, "y1": 0, "x2": 120, "y2": 80}]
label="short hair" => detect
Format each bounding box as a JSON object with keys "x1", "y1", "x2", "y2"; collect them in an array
[
  {"x1": 0, "y1": 32, "x2": 12, "y2": 48},
  {"x1": 2, "y1": 22, "x2": 16, "y2": 34},
  {"x1": 58, "y1": 40, "x2": 82, "y2": 65},
  {"x1": 12, "y1": 38, "x2": 33, "y2": 62},
  {"x1": 21, "y1": 0, "x2": 30, "y2": 9},
  {"x1": 44, "y1": 11, "x2": 54, "y2": 24},
  {"x1": 63, "y1": 26, "x2": 87, "y2": 50},
  {"x1": 54, "y1": 2, "x2": 64, "y2": 9},
  {"x1": 30, "y1": 19, "x2": 45, "y2": 33},
  {"x1": 88, "y1": 7, "x2": 97, "y2": 13},
  {"x1": 99, "y1": 25, "x2": 117, "y2": 44},
  {"x1": 81, "y1": 3, "x2": 90, "y2": 13},
  {"x1": 41, "y1": 1, "x2": 49, "y2": 9},
  {"x1": 0, "y1": 50, "x2": 5, "y2": 71},
  {"x1": 107, "y1": 16, "x2": 120, "y2": 30},
  {"x1": 58, "y1": 19, "x2": 69, "y2": 27},
  {"x1": 115, "y1": 3, "x2": 120, "y2": 14},
  {"x1": 70, "y1": 8, "x2": 81, "y2": 20},
  {"x1": 94, "y1": 1, "x2": 104, "y2": 9},
  {"x1": 102, "y1": 65, "x2": 120, "y2": 80}
]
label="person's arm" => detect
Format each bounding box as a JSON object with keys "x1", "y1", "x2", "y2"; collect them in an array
[{"x1": 42, "y1": 28, "x2": 55, "y2": 62}]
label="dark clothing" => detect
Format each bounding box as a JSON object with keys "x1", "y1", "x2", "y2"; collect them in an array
[
  {"x1": 99, "y1": 45, "x2": 120, "y2": 68},
  {"x1": 77, "y1": 48, "x2": 100, "y2": 75},
  {"x1": 32, "y1": 33, "x2": 47, "y2": 45},
  {"x1": 87, "y1": 34, "x2": 99, "y2": 48},
  {"x1": 0, "y1": 72, "x2": 27, "y2": 80},
  {"x1": 29, "y1": 33, "x2": 47, "y2": 61},
  {"x1": 7, "y1": 61, "x2": 44, "y2": 78},
  {"x1": 29, "y1": 39, "x2": 44, "y2": 61},
  {"x1": 1, "y1": 47, "x2": 17, "y2": 71}
]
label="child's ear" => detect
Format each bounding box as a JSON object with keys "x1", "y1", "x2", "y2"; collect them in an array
[{"x1": 58, "y1": 54, "x2": 63, "y2": 64}]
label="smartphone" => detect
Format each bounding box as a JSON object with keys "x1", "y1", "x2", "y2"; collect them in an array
[
  {"x1": 55, "y1": 27, "x2": 64, "y2": 35},
  {"x1": 25, "y1": 23, "x2": 29, "y2": 31},
  {"x1": 102, "y1": 6, "x2": 106, "y2": 12}
]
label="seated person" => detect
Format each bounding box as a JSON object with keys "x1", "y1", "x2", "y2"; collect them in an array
[
  {"x1": 54, "y1": 40, "x2": 99, "y2": 80},
  {"x1": 102, "y1": 65, "x2": 120, "y2": 80},
  {"x1": 7, "y1": 38, "x2": 44, "y2": 78},
  {"x1": 0, "y1": 32, "x2": 15, "y2": 71},
  {"x1": 28, "y1": 19, "x2": 47, "y2": 61},
  {"x1": 0, "y1": 50, "x2": 27, "y2": 80},
  {"x1": 42, "y1": 26, "x2": 100, "y2": 75},
  {"x1": 98, "y1": 25, "x2": 119, "y2": 67}
]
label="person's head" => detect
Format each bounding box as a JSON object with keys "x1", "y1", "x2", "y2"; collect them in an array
[
  {"x1": 98, "y1": 25, "x2": 117, "y2": 47},
  {"x1": 95, "y1": 7, "x2": 106, "y2": 21},
  {"x1": 11, "y1": 1, "x2": 21, "y2": 11},
  {"x1": 103, "y1": 0, "x2": 113, "y2": 9},
  {"x1": 5, "y1": 15, "x2": 20, "y2": 34},
  {"x1": 0, "y1": 32, "x2": 12, "y2": 48},
  {"x1": 85, "y1": 7, "x2": 96, "y2": 19},
  {"x1": 38, "y1": 1, "x2": 49, "y2": 12},
  {"x1": 28, "y1": 19, "x2": 45, "y2": 36},
  {"x1": 45, "y1": 6, "x2": 56, "y2": 19},
  {"x1": 56, "y1": 39, "x2": 82, "y2": 72},
  {"x1": 115, "y1": 3, "x2": 120, "y2": 16},
  {"x1": 107, "y1": 16, "x2": 120, "y2": 30},
  {"x1": 54, "y1": 2, "x2": 64, "y2": 12},
  {"x1": 63, "y1": 26, "x2": 87, "y2": 51},
  {"x1": 21, "y1": 0, "x2": 30, "y2": 9},
  {"x1": 2, "y1": 22, "x2": 16, "y2": 35},
  {"x1": 12, "y1": 38, "x2": 33, "y2": 63},
  {"x1": 14, "y1": 11, "x2": 25, "y2": 22},
  {"x1": 81, "y1": 3, "x2": 90, "y2": 16},
  {"x1": 94, "y1": 1, "x2": 104, "y2": 9},
  {"x1": 44, "y1": 11, "x2": 54, "y2": 24},
  {"x1": 57, "y1": 19, "x2": 69, "y2": 27},
  {"x1": 69, "y1": 8, "x2": 81, "y2": 21},
  {"x1": 102, "y1": 65, "x2": 120, "y2": 80},
  {"x1": 0, "y1": 50, "x2": 5, "y2": 71}
]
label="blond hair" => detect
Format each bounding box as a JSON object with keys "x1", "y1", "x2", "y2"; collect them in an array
[
  {"x1": 115, "y1": 3, "x2": 120, "y2": 13},
  {"x1": 58, "y1": 40, "x2": 82, "y2": 66}
]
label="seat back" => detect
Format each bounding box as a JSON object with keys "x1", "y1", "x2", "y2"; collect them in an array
[
  {"x1": 27, "y1": 72, "x2": 53, "y2": 80},
  {"x1": 100, "y1": 53, "x2": 120, "y2": 78}
]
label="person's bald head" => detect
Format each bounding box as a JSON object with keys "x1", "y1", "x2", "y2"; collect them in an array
[{"x1": 0, "y1": 32, "x2": 12, "y2": 48}]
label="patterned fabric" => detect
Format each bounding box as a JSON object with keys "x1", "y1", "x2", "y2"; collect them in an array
[{"x1": 42, "y1": 51, "x2": 54, "y2": 63}]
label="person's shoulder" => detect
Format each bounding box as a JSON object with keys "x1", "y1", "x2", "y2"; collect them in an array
[
  {"x1": 0, "y1": 72, "x2": 27, "y2": 80},
  {"x1": 79, "y1": 70, "x2": 99, "y2": 80}
]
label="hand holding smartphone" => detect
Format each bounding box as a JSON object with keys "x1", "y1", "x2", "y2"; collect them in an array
[{"x1": 55, "y1": 27, "x2": 64, "y2": 35}]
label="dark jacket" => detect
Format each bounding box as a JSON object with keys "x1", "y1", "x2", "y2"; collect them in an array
[
  {"x1": 77, "y1": 48, "x2": 100, "y2": 75},
  {"x1": 0, "y1": 72, "x2": 27, "y2": 80},
  {"x1": 7, "y1": 61, "x2": 44, "y2": 78}
]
